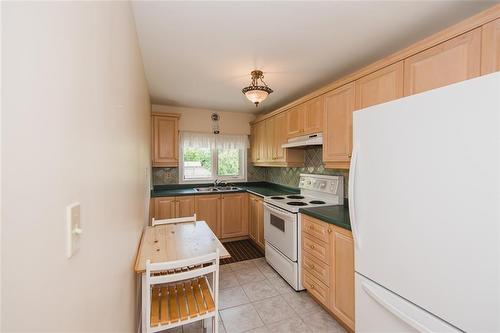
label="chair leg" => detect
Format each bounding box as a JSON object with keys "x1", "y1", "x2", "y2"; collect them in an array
[{"x1": 213, "y1": 315, "x2": 218, "y2": 333}]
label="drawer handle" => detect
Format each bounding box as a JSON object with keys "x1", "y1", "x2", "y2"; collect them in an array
[
  {"x1": 309, "y1": 264, "x2": 315, "y2": 269},
  {"x1": 327, "y1": 228, "x2": 332, "y2": 233},
  {"x1": 310, "y1": 284, "x2": 315, "y2": 289},
  {"x1": 310, "y1": 244, "x2": 315, "y2": 249}
]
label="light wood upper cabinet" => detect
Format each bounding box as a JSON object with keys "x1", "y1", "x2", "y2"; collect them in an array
[
  {"x1": 221, "y1": 193, "x2": 248, "y2": 239},
  {"x1": 152, "y1": 113, "x2": 180, "y2": 167},
  {"x1": 250, "y1": 124, "x2": 258, "y2": 163},
  {"x1": 248, "y1": 194, "x2": 264, "y2": 249},
  {"x1": 356, "y1": 61, "x2": 404, "y2": 109},
  {"x1": 323, "y1": 83, "x2": 355, "y2": 169},
  {"x1": 286, "y1": 104, "x2": 305, "y2": 137},
  {"x1": 176, "y1": 196, "x2": 195, "y2": 218},
  {"x1": 153, "y1": 197, "x2": 176, "y2": 220},
  {"x1": 330, "y1": 228, "x2": 355, "y2": 330},
  {"x1": 404, "y1": 28, "x2": 481, "y2": 96},
  {"x1": 265, "y1": 117, "x2": 274, "y2": 162},
  {"x1": 195, "y1": 194, "x2": 221, "y2": 237},
  {"x1": 482, "y1": 18, "x2": 500, "y2": 74},
  {"x1": 273, "y1": 112, "x2": 287, "y2": 161},
  {"x1": 303, "y1": 96, "x2": 324, "y2": 134},
  {"x1": 255, "y1": 121, "x2": 266, "y2": 162}
]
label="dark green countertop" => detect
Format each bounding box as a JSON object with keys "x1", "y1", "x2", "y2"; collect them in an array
[
  {"x1": 151, "y1": 181, "x2": 299, "y2": 198},
  {"x1": 299, "y1": 203, "x2": 351, "y2": 231}
]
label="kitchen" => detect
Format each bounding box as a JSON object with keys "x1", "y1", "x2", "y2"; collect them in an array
[{"x1": 2, "y1": 1, "x2": 500, "y2": 333}]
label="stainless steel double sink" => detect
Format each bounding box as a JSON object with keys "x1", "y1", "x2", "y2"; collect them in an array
[{"x1": 194, "y1": 186, "x2": 241, "y2": 192}]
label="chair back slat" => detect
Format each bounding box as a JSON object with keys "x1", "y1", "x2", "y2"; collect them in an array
[{"x1": 152, "y1": 214, "x2": 197, "y2": 226}]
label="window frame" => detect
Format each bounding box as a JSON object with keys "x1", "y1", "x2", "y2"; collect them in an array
[{"x1": 179, "y1": 139, "x2": 247, "y2": 184}]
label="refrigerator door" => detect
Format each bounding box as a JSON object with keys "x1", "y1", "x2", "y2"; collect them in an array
[
  {"x1": 356, "y1": 273, "x2": 460, "y2": 333},
  {"x1": 351, "y1": 73, "x2": 500, "y2": 332}
]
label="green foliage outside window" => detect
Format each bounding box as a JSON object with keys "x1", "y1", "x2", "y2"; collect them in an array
[{"x1": 218, "y1": 149, "x2": 240, "y2": 176}]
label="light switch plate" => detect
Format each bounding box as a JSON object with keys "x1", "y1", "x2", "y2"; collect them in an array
[{"x1": 66, "y1": 202, "x2": 82, "y2": 258}]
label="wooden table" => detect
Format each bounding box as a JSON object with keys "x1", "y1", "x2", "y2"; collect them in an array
[{"x1": 135, "y1": 221, "x2": 230, "y2": 332}]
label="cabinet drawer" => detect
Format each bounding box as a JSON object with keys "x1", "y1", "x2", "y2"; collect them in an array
[
  {"x1": 303, "y1": 251, "x2": 330, "y2": 286},
  {"x1": 303, "y1": 271, "x2": 330, "y2": 307},
  {"x1": 302, "y1": 216, "x2": 331, "y2": 243},
  {"x1": 302, "y1": 234, "x2": 330, "y2": 264}
]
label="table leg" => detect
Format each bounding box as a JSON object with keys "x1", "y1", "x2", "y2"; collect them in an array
[{"x1": 141, "y1": 273, "x2": 147, "y2": 333}]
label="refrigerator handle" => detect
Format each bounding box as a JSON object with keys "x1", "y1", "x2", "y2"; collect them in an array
[
  {"x1": 361, "y1": 281, "x2": 458, "y2": 333},
  {"x1": 348, "y1": 144, "x2": 360, "y2": 249}
]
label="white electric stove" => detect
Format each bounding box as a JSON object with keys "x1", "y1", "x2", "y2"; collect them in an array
[{"x1": 263, "y1": 174, "x2": 344, "y2": 290}]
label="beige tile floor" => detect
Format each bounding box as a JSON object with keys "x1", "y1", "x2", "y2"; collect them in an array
[{"x1": 165, "y1": 258, "x2": 347, "y2": 333}]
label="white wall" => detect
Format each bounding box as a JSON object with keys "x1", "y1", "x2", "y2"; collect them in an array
[
  {"x1": 2, "y1": 2, "x2": 150, "y2": 332},
  {"x1": 152, "y1": 104, "x2": 255, "y2": 135}
]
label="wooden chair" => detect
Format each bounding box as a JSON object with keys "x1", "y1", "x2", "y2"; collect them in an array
[
  {"x1": 145, "y1": 249, "x2": 219, "y2": 333},
  {"x1": 152, "y1": 213, "x2": 197, "y2": 226}
]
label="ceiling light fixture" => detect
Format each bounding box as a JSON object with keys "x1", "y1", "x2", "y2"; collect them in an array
[{"x1": 242, "y1": 70, "x2": 273, "y2": 107}]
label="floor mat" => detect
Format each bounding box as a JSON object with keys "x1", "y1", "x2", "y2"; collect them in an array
[{"x1": 220, "y1": 239, "x2": 264, "y2": 265}]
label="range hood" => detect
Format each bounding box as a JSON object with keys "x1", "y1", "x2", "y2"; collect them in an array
[{"x1": 281, "y1": 133, "x2": 323, "y2": 148}]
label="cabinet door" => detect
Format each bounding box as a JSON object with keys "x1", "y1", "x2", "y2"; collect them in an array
[
  {"x1": 152, "y1": 115, "x2": 179, "y2": 167},
  {"x1": 356, "y1": 61, "x2": 404, "y2": 109},
  {"x1": 322, "y1": 83, "x2": 355, "y2": 169},
  {"x1": 154, "y1": 197, "x2": 176, "y2": 220},
  {"x1": 404, "y1": 28, "x2": 481, "y2": 96},
  {"x1": 255, "y1": 121, "x2": 266, "y2": 162},
  {"x1": 248, "y1": 195, "x2": 258, "y2": 241},
  {"x1": 265, "y1": 117, "x2": 274, "y2": 162},
  {"x1": 175, "y1": 196, "x2": 195, "y2": 218},
  {"x1": 273, "y1": 112, "x2": 287, "y2": 161},
  {"x1": 481, "y1": 18, "x2": 500, "y2": 75},
  {"x1": 330, "y1": 227, "x2": 355, "y2": 330},
  {"x1": 303, "y1": 96, "x2": 324, "y2": 134},
  {"x1": 250, "y1": 124, "x2": 258, "y2": 163},
  {"x1": 256, "y1": 197, "x2": 265, "y2": 248},
  {"x1": 286, "y1": 105, "x2": 305, "y2": 137},
  {"x1": 195, "y1": 194, "x2": 221, "y2": 237},
  {"x1": 221, "y1": 193, "x2": 248, "y2": 239}
]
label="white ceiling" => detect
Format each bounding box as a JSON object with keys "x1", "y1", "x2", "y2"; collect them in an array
[{"x1": 132, "y1": 1, "x2": 496, "y2": 113}]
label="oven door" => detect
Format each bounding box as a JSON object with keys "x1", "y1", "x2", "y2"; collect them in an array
[{"x1": 263, "y1": 202, "x2": 297, "y2": 261}]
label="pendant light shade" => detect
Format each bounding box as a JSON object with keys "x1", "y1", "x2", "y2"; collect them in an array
[{"x1": 242, "y1": 70, "x2": 273, "y2": 107}]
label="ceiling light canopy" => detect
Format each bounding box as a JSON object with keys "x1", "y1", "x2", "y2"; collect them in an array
[{"x1": 242, "y1": 70, "x2": 273, "y2": 107}]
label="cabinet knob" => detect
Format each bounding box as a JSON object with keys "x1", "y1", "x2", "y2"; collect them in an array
[
  {"x1": 310, "y1": 284, "x2": 315, "y2": 289},
  {"x1": 309, "y1": 226, "x2": 314, "y2": 230},
  {"x1": 309, "y1": 264, "x2": 315, "y2": 269},
  {"x1": 327, "y1": 228, "x2": 332, "y2": 233},
  {"x1": 348, "y1": 154, "x2": 352, "y2": 158},
  {"x1": 310, "y1": 244, "x2": 315, "y2": 249}
]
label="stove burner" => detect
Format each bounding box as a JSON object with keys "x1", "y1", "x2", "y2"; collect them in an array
[
  {"x1": 270, "y1": 196, "x2": 285, "y2": 200},
  {"x1": 310, "y1": 200, "x2": 326, "y2": 204},
  {"x1": 287, "y1": 201, "x2": 308, "y2": 206},
  {"x1": 286, "y1": 195, "x2": 304, "y2": 199}
]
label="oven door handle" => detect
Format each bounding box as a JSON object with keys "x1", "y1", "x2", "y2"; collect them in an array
[{"x1": 264, "y1": 202, "x2": 292, "y2": 219}]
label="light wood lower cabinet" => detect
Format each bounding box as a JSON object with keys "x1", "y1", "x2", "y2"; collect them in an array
[
  {"x1": 482, "y1": 18, "x2": 500, "y2": 74},
  {"x1": 193, "y1": 193, "x2": 251, "y2": 239},
  {"x1": 301, "y1": 214, "x2": 355, "y2": 332},
  {"x1": 248, "y1": 194, "x2": 265, "y2": 249},
  {"x1": 152, "y1": 196, "x2": 195, "y2": 220},
  {"x1": 221, "y1": 193, "x2": 248, "y2": 239},
  {"x1": 195, "y1": 194, "x2": 221, "y2": 238},
  {"x1": 403, "y1": 28, "x2": 481, "y2": 96}
]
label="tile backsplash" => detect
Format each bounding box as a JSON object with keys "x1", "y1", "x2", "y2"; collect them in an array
[
  {"x1": 152, "y1": 147, "x2": 348, "y2": 197},
  {"x1": 265, "y1": 147, "x2": 349, "y2": 197}
]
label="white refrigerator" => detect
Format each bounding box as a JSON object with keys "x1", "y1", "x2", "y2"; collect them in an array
[{"x1": 350, "y1": 73, "x2": 500, "y2": 332}]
